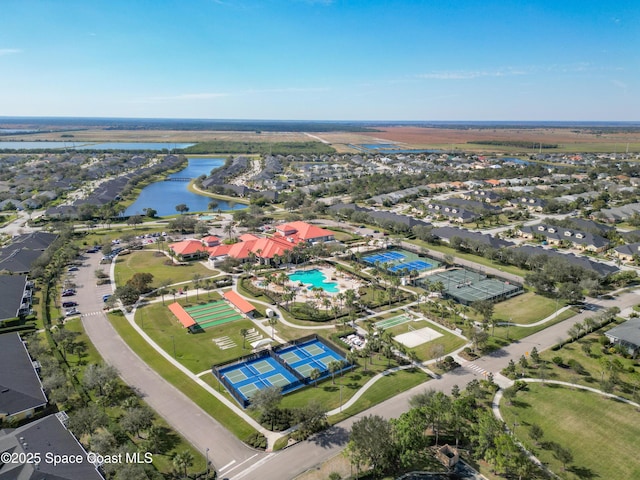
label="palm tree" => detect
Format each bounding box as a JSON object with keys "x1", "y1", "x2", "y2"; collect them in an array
[
  {"x1": 172, "y1": 450, "x2": 194, "y2": 479},
  {"x1": 240, "y1": 328, "x2": 249, "y2": 349},
  {"x1": 310, "y1": 368, "x2": 321, "y2": 387},
  {"x1": 192, "y1": 273, "x2": 202, "y2": 300},
  {"x1": 328, "y1": 360, "x2": 342, "y2": 384},
  {"x1": 268, "y1": 317, "x2": 277, "y2": 339}
]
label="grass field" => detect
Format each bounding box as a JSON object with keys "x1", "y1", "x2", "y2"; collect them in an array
[
  {"x1": 465, "y1": 292, "x2": 563, "y2": 325},
  {"x1": 114, "y1": 250, "x2": 215, "y2": 288},
  {"x1": 501, "y1": 383, "x2": 640, "y2": 479},
  {"x1": 531, "y1": 326, "x2": 640, "y2": 401},
  {"x1": 135, "y1": 300, "x2": 258, "y2": 373}
]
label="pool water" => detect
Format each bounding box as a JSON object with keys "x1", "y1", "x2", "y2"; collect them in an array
[{"x1": 288, "y1": 269, "x2": 339, "y2": 293}]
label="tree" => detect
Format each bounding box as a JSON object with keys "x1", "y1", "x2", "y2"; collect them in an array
[
  {"x1": 126, "y1": 272, "x2": 154, "y2": 294},
  {"x1": 83, "y1": 363, "x2": 119, "y2": 398},
  {"x1": 120, "y1": 406, "x2": 154, "y2": 438},
  {"x1": 172, "y1": 450, "x2": 194, "y2": 479},
  {"x1": 128, "y1": 214, "x2": 143, "y2": 229},
  {"x1": 268, "y1": 317, "x2": 278, "y2": 339},
  {"x1": 529, "y1": 423, "x2": 543, "y2": 446},
  {"x1": 240, "y1": 328, "x2": 249, "y2": 349},
  {"x1": 142, "y1": 207, "x2": 157, "y2": 218},
  {"x1": 249, "y1": 386, "x2": 282, "y2": 431},
  {"x1": 310, "y1": 368, "x2": 321, "y2": 387},
  {"x1": 348, "y1": 415, "x2": 396, "y2": 476},
  {"x1": 391, "y1": 408, "x2": 428, "y2": 467},
  {"x1": 553, "y1": 444, "x2": 573, "y2": 471},
  {"x1": 68, "y1": 404, "x2": 108, "y2": 437},
  {"x1": 472, "y1": 300, "x2": 494, "y2": 330},
  {"x1": 208, "y1": 199, "x2": 219, "y2": 211},
  {"x1": 295, "y1": 399, "x2": 328, "y2": 438},
  {"x1": 115, "y1": 284, "x2": 140, "y2": 306},
  {"x1": 175, "y1": 204, "x2": 189, "y2": 215},
  {"x1": 328, "y1": 360, "x2": 343, "y2": 384}
]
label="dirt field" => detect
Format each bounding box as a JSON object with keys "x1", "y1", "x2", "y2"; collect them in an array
[{"x1": 3, "y1": 125, "x2": 639, "y2": 153}]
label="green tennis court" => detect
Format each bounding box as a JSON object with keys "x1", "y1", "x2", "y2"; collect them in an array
[
  {"x1": 252, "y1": 360, "x2": 275, "y2": 374},
  {"x1": 317, "y1": 355, "x2": 336, "y2": 368},
  {"x1": 295, "y1": 363, "x2": 315, "y2": 377},
  {"x1": 224, "y1": 369, "x2": 247, "y2": 383},
  {"x1": 303, "y1": 344, "x2": 324, "y2": 356},
  {"x1": 266, "y1": 373, "x2": 290, "y2": 388},
  {"x1": 238, "y1": 382, "x2": 261, "y2": 398},
  {"x1": 280, "y1": 351, "x2": 301, "y2": 363},
  {"x1": 375, "y1": 314, "x2": 412, "y2": 330}
]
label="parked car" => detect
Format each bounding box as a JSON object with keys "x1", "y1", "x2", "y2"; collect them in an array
[
  {"x1": 65, "y1": 308, "x2": 80, "y2": 317},
  {"x1": 62, "y1": 301, "x2": 78, "y2": 308},
  {"x1": 87, "y1": 247, "x2": 100, "y2": 253},
  {"x1": 102, "y1": 294, "x2": 112, "y2": 302},
  {"x1": 62, "y1": 290, "x2": 76, "y2": 297},
  {"x1": 67, "y1": 266, "x2": 79, "y2": 272}
]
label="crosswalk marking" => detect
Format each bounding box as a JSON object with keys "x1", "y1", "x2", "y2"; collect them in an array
[
  {"x1": 82, "y1": 311, "x2": 105, "y2": 317},
  {"x1": 466, "y1": 363, "x2": 489, "y2": 375}
]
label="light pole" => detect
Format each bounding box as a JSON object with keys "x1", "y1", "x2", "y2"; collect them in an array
[
  {"x1": 339, "y1": 378, "x2": 343, "y2": 413},
  {"x1": 205, "y1": 448, "x2": 210, "y2": 478}
]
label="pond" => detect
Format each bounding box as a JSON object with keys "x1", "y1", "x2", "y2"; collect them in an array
[{"x1": 124, "y1": 157, "x2": 247, "y2": 217}]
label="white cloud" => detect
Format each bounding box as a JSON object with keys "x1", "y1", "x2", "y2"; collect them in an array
[
  {"x1": 0, "y1": 49, "x2": 21, "y2": 56},
  {"x1": 246, "y1": 87, "x2": 329, "y2": 94},
  {"x1": 416, "y1": 68, "x2": 529, "y2": 80},
  {"x1": 134, "y1": 92, "x2": 230, "y2": 103}
]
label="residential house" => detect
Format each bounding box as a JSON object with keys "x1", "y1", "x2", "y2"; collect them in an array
[
  {"x1": 0, "y1": 333, "x2": 47, "y2": 422},
  {"x1": 0, "y1": 275, "x2": 31, "y2": 322},
  {"x1": 613, "y1": 243, "x2": 640, "y2": 263},
  {"x1": 605, "y1": 319, "x2": 640, "y2": 356},
  {"x1": 0, "y1": 414, "x2": 104, "y2": 479},
  {"x1": 519, "y1": 224, "x2": 610, "y2": 253}
]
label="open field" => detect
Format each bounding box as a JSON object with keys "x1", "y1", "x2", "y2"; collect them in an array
[
  {"x1": 114, "y1": 250, "x2": 215, "y2": 288},
  {"x1": 4, "y1": 125, "x2": 639, "y2": 153},
  {"x1": 501, "y1": 383, "x2": 640, "y2": 480}
]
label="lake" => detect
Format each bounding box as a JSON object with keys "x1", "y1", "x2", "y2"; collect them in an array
[
  {"x1": 0, "y1": 141, "x2": 194, "y2": 150},
  {"x1": 124, "y1": 157, "x2": 247, "y2": 217}
]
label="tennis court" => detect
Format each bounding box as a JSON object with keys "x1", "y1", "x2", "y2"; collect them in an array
[
  {"x1": 389, "y1": 260, "x2": 433, "y2": 272},
  {"x1": 375, "y1": 314, "x2": 412, "y2": 330},
  {"x1": 363, "y1": 251, "x2": 406, "y2": 264},
  {"x1": 218, "y1": 355, "x2": 299, "y2": 403},
  {"x1": 277, "y1": 338, "x2": 348, "y2": 380},
  {"x1": 426, "y1": 268, "x2": 523, "y2": 305}
]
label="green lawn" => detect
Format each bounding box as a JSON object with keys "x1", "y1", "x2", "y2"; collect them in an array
[
  {"x1": 530, "y1": 325, "x2": 640, "y2": 401},
  {"x1": 501, "y1": 383, "x2": 640, "y2": 480},
  {"x1": 135, "y1": 300, "x2": 262, "y2": 373},
  {"x1": 114, "y1": 250, "x2": 216, "y2": 288},
  {"x1": 466, "y1": 292, "x2": 563, "y2": 325}
]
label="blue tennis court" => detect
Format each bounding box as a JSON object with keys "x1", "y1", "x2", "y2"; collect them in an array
[
  {"x1": 389, "y1": 260, "x2": 433, "y2": 272},
  {"x1": 278, "y1": 338, "x2": 347, "y2": 380},
  {"x1": 363, "y1": 251, "x2": 406, "y2": 264},
  {"x1": 219, "y1": 355, "x2": 299, "y2": 402}
]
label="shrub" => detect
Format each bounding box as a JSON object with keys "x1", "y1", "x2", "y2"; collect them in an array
[{"x1": 552, "y1": 356, "x2": 563, "y2": 366}]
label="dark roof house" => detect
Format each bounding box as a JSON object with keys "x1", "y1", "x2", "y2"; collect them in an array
[
  {"x1": 0, "y1": 232, "x2": 58, "y2": 274},
  {"x1": 0, "y1": 414, "x2": 104, "y2": 479},
  {"x1": 0, "y1": 274, "x2": 30, "y2": 321},
  {"x1": 0, "y1": 333, "x2": 47, "y2": 421}
]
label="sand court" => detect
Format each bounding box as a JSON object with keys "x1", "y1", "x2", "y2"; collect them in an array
[{"x1": 394, "y1": 325, "x2": 443, "y2": 348}]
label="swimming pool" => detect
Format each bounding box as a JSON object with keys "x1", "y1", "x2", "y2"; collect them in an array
[{"x1": 288, "y1": 269, "x2": 340, "y2": 293}]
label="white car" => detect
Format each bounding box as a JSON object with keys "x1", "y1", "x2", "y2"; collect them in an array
[{"x1": 65, "y1": 308, "x2": 80, "y2": 317}]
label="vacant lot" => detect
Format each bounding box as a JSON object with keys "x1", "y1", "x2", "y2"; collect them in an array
[{"x1": 501, "y1": 383, "x2": 640, "y2": 480}]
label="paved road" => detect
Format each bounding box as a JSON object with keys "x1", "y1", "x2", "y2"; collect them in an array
[{"x1": 74, "y1": 252, "x2": 266, "y2": 476}]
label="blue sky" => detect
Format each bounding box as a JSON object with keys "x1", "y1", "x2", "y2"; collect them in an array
[{"x1": 0, "y1": 0, "x2": 638, "y2": 121}]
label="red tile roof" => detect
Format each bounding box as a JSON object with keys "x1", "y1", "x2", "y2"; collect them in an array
[
  {"x1": 169, "y1": 239, "x2": 207, "y2": 256},
  {"x1": 223, "y1": 290, "x2": 255, "y2": 314},
  {"x1": 168, "y1": 302, "x2": 196, "y2": 328}
]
